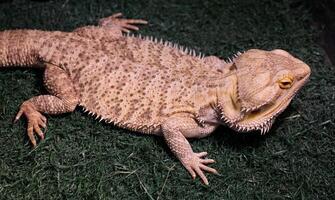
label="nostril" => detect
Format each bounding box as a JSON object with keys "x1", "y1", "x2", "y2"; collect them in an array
[{"x1": 295, "y1": 64, "x2": 311, "y2": 79}]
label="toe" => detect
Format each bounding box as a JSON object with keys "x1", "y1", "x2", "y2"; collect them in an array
[
  {"x1": 27, "y1": 126, "x2": 36, "y2": 147},
  {"x1": 201, "y1": 159, "x2": 215, "y2": 164},
  {"x1": 194, "y1": 166, "x2": 209, "y2": 185},
  {"x1": 34, "y1": 124, "x2": 44, "y2": 140},
  {"x1": 111, "y1": 13, "x2": 123, "y2": 18},
  {"x1": 199, "y1": 164, "x2": 218, "y2": 174},
  {"x1": 195, "y1": 152, "x2": 208, "y2": 158},
  {"x1": 121, "y1": 28, "x2": 130, "y2": 33},
  {"x1": 185, "y1": 166, "x2": 196, "y2": 179},
  {"x1": 38, "y1": 120, "x2": 46, "y2": 128},
  {"x1": 40, "y1": 115, "x2": 47, "y2": 123},
  {"x1": 126, "y1": 19, "x2": 148, "y2": 24},
  {"x1": 122, "y1": 24, "x2": 139, "y2": 31},
  {"x1": 14, "y1": 109, "x2": 24, "y2": 123}
]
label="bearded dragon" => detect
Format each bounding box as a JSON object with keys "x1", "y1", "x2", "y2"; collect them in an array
[{"x1": 0, "y1": 13, "x2": 311, "y2": 185}]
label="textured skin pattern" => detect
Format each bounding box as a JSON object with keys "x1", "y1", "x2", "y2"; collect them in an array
[{"x1": 0, "y1": 14, "x2": 311, "y2": 185}]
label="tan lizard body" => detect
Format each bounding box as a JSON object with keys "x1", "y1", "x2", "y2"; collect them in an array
[{"x1": 0, "y1": 13, "x2": 311, "y2": 185}]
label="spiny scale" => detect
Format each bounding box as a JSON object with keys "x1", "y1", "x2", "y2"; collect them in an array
[{"x1": 125, "y1": 33, "x2": 206, "y2": 59}]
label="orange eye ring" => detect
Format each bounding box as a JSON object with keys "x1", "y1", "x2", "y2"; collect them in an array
[{"x1": 278, "y1": 77, "x2": 293, "y2": 89}]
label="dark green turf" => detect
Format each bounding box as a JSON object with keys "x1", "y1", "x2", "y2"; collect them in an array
[{"x1": 0, "y1": 0, "x2": 334, "y2": 199}]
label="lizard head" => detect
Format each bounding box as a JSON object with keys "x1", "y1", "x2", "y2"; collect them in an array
[{"x1": 222, "y1": 49, "x2": 311, "y2": 134}]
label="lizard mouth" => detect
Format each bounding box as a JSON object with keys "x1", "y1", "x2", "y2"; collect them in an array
[{"x1": 229, "y1": 74, "x2": 310, "y2": 134}]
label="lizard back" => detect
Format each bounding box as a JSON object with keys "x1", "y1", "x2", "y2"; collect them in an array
[{"x1": 63, "y1": 35, "x2": 220, "y2": 133}]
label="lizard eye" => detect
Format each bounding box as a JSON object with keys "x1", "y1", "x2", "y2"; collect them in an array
[{"x1": 278, "y1": 77, "x2": 293, "y2": 89}]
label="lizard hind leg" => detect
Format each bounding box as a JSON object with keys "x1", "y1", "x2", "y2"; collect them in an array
[{"x1": 14, "y1": 63, "x2": 79, "y2": 147}]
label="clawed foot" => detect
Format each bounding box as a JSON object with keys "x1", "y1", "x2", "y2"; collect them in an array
[
  {"x1": 14, "y1": 102, "x2": 47, "y2": 147},
  {"x1": 182, "y1": 152, "x2": 218, "y2": 185},
  {"x1": 99, "y1": 13, "x2": 148, "y2": 33}
]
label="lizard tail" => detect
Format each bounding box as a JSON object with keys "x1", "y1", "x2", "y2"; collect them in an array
[{"x1": 0, "y1": 29, "x2": 45, "y2": 68}]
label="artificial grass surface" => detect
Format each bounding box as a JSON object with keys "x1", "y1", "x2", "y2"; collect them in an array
[{"x1": 0, "y1": 0, "x2": 334, "y2": 199}]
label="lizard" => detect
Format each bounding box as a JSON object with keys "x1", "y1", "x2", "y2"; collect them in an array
[{"x1": 0, "y1": 13, "x2": 311, "y2": 185}]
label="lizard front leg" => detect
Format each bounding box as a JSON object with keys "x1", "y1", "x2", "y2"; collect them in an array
[
  {"x1": 74, "y1": 13, "x2": 147, "y2": 39},
  {"x1": 98, "y1": 13, "x2": 148, "y2": 33},
  {"x1": 14, "y1": 63, "x2": 79, "y2": 147},
  {"x1": 161, "y1": 117, "x2": 218, "y2": 185}
]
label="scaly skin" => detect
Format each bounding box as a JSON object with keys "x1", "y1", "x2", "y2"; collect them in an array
[{"x1": 0, "y1": 13, "x2": 311, "y2": 185}]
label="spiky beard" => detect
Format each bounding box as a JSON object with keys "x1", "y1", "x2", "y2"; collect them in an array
[{"x1": 220, "y1": 111, "x2": 275, "y2": 135}]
